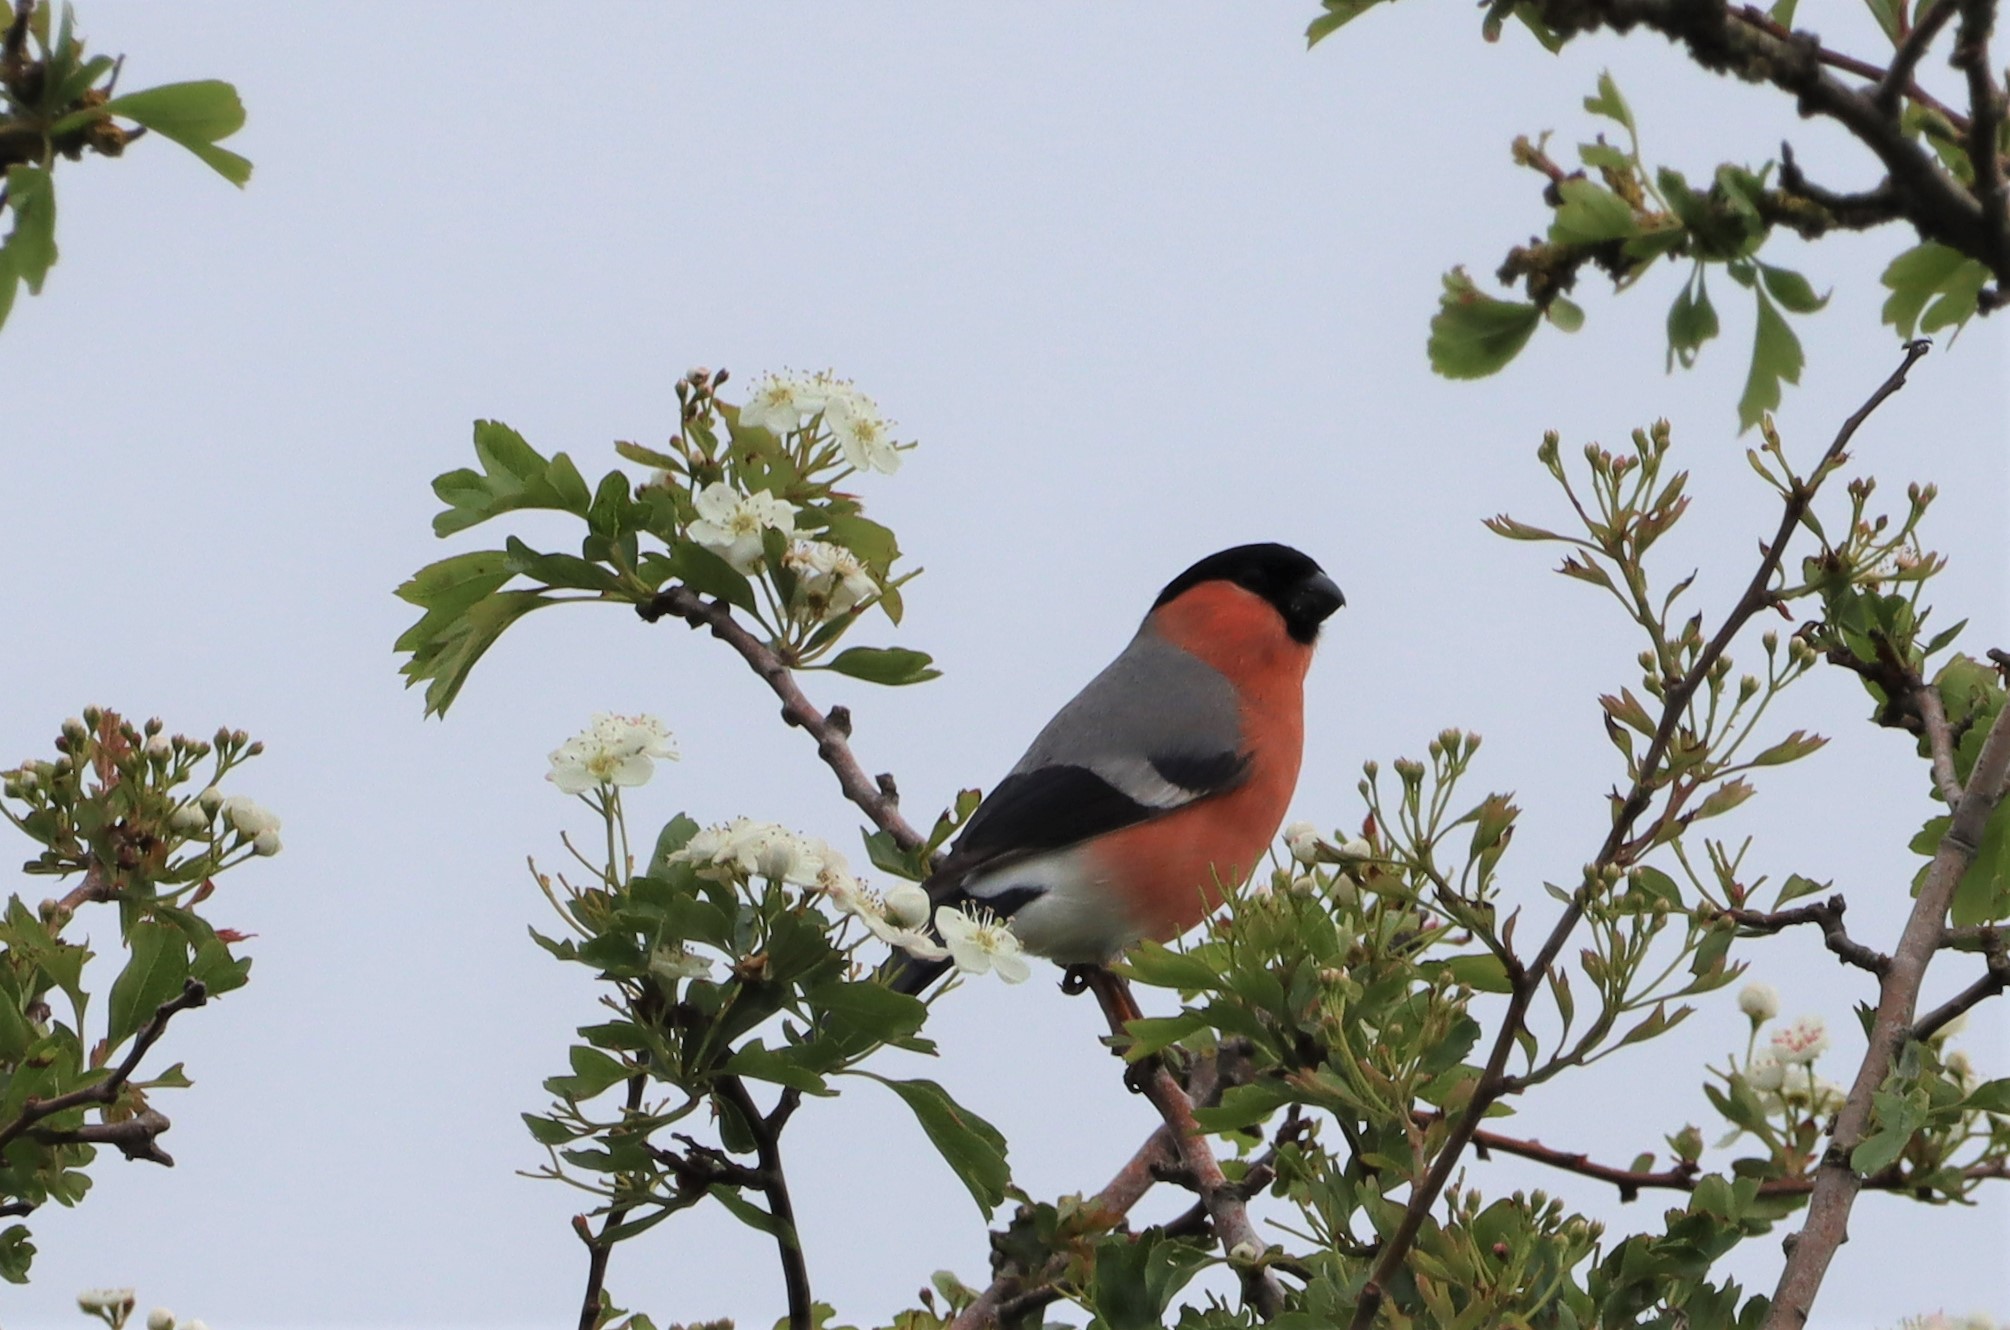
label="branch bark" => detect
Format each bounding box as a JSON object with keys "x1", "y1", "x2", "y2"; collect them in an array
[
  {"x1": 1763, "y1": 693, "x2": 2010, "y2": 1329},
  {"x1": 1717, "y1": 896, "x2": 1890, "y2": 974},
  {"x1": 719, "y1": 1075, "x2": 814, "y2": 1330},
  {"x1": 639, "y1": 588, "x2": 927, "y2": 852}
]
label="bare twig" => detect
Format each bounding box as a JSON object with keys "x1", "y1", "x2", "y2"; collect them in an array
[
  {"x1": 1878, "y1": 0, "x2": 1961, "y2": 113},
  {"x1": 0, "y1": 978, "x2": 207, "y2": 1158},
  {"x1": 1348, "y1": 343, "x2": 1930, "y2": 1330},
  {"x1": 27, "y1": 1109, "x2": 174, "y2": 1165},
  {"x1": 1765, "y1": 694, "x2": 2010, "y2": 1329},
  {"x1": 1913, "y1": 944, "x2": 2010, "y2": 1041},
  {"x1": 639, "y1": 588, "x2": 926, "y2": 852},
  {"x1": 1717, "y1": 896, "x2": 1891, "y2": 974},
  {"x1": 1953, "y1": 0, "x2": 2009, "y2": 278},
  {"x1": 1733, "y1": 5, "x2": 1971, "y2": 129},
  {"x1": 1082, "y1": 969, "x2": 1284, "y2": 1319}
]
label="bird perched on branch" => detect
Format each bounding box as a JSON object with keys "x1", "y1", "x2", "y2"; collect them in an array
[{"x1": 888, "y1": 542, "x2": 1343, "y2": 994}]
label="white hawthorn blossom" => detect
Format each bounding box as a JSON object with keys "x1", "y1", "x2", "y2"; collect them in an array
[
  {"x1": 1770, "y1": 1013, "x2": 1831, "y2": 1065},
  {"x1": 820, "y1": 865, "x2": 945, "y2": 960},
  {"x1": 147, "y1": 1310, "x2": 176, "y2": 1330},
  {"x1": 1336, "y1": 836, "x2": 1373, "y2": 862},
  {"x1": 546, "y1": 713, "x2": 678, "y2": 794},
  {"x1": 739, "y1": 370, "x2": 822, "y2": 436},
  {"x1": 823, "y1": 383, "x2": 903, "y2": 474},
  {"x1": 77, "y1": 1290, "x2": 136, "y2": 1314},
  {"x1": 673, "y1": 818, "x2": 834, "y2": 888},
  {"x1": 252, "y1": 828, "x2": 283, "y2": 857},
  {"x1": 1738, "y1": 981, "x2": 1780, "y2": 1023},
  {"x1": 687, "y1": 481, "x2": 799, "y2": 572},
  {"x1": 1746, "y1": 1048, "x2": 1786, "y2": 1093},
  {"x1": 935, "y1": 905, "x2": 1030, "y2": 983},
  {"x1": 784, "y1": 539, "x2": 879, "y2": 621},
  {"x1": 219, "y1": 794, "x2": 280, "y2": 839}
]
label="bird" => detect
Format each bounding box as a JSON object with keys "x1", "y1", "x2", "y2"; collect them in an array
[{"x1": 887, "y1": 542, "x2": 1343, "y2": 995}]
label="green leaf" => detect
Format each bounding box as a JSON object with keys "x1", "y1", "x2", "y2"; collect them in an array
[
  {"x1": 2, "y1": 165, "x2": 58, "y2": 293},
  {"x1": 431, "y1": 421, "x2": 593, "y2": 536},
  {"x1": 1087, "y1": 1229, "x2": 1213, "y2": 1330},
  {"x1": 1549, "y1": 178, "x2": 1638, "y2": 245},
  {"x1": 0, "y1": 1224, "x2": 34, "y2": 1284},
  {"x1": 106, "y1": 921, "x2": 189, "y2": 1051},
  {"x1": 1306, "y1": 0, "x2": 1393, "y2": 44},
  {"x1": 1736, "y1": 288, "x2": 1803, "y2": 433},
  {"x1": 807, "y1": 980, "x2": 927, "y2": 1054},
  {"x1": 1545, "y1": 295, "x2": 1585, "y2": 332},
  {"x1": 823, "y1": 646, "x2": 940, "y2": 686},
  {"x1": 1758, "y1": 263, "x2": 1829, "y2": 314},
  {"x1": 1862, "y1": 0, "x2": 1902, "y2": 41},
  {"x1": 1429, "y1": 269, "x2": 1542, "y2": 380},
  {"x1": 863, "y1": 1074, "x2": 1011, "y2": 1216},
  {"x1": 392, "y1": 550, "x2": 516, "y2": 652},
  {"x1": 725, "y1": 1042, "x2": 831, "y2": 1095},
  {"x1": 548, "y1": 1045, "x2": 631, "y2": 1101},
  {"x1": 103, "y1": 81, "x2": 253, "y2": 186},
  {"x1": 1772, "y1": 873, "x2": 1828, "y2": 908},
  {"x1": 1440, "y1": 953, "x2": 1513, "y2": 994},
  {"x1": 523, "y1": 1112, "x2": 577, "y2": 1146},
  {"x1": 503, "y1": 536, "x2": 626, "y2": 595},
  {"x1": 664, "y1": 542, "x2": 759, "y2": 615},
  {"x1": 708, "y1": 1182, "x2": 784, "y2": 1238},
  {"x1": 399, "y1": 589, "x2": 558, "y2": 716},
  {"x1": 1881, "y1": 242, "x2": 1989, "y2": 340},
  {"x1": 1583, "y1": 70, "x2": 1635, "y2": 134},
  {"x1": 646, "y1": 813, "x2": 701, "y2": 878}
]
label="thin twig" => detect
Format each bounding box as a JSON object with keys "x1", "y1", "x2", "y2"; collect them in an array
[
  {"x1": 576, "y1": 1073, "x2": 649, "y2": 1330},
  {"x1": 0, "y1": 978, "x2": 207, "y2": 1157},
  {"x1": 1764, "y1": 694, "x2": 2010, "y2": 1329},
  {"x1": 1732, "y1": 5, "x2": 1972, "y2": 129},
  {"x1": 1913, "y1": 944, "x2": 2010, "y2": 1041},
  {"x1": 640, "y1": 588, "x2": 926, "y2": 852},
  {"x1": 1878, "y1": 0, "x2": 1961, "y2": 113},
  {"x1": 1348, "y1": 342, "x2": 1930, "y2": 1330},
  {"x1": 1082, "y1": 970, "x2": 1284, "y2": 1319},
  {"x1": 1717, "y1": 897, "x2": 1891, "y2": 974}
]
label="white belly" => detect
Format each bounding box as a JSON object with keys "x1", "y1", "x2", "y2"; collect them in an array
[{"x1": 962, "y1": 846, "x2": 1137, "y2": 965}]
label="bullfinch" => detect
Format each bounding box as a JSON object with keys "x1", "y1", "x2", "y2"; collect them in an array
[{"x1": 888, "y1": 543, "x2": 1343, "y2": 994}]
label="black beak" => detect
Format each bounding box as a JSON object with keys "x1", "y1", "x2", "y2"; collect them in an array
[{"x1": 1286, "y1": 571, "x2": 1345, "y2": 642}]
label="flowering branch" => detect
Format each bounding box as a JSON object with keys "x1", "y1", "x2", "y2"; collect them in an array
[
  {"x1": 0, "y1": 977, "x2": 208, "y2": 1173},
  {"x1": 1764, "y1": 693, "x2": 2010, "y2": 1329},
  {"x1": 1347, "y1": 341, "x2": 1929, "y2": 1330},
  {"x1": 1717, "y1": 897, "x2": 1891, "y2": 975},
  {"x1": 638, "y1": 586, "x2": 927, "y2": 852}
]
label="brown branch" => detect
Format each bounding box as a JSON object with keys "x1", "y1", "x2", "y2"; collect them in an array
[
  {"x1": 1082, "y1": 969, "x2": 1284, "y2": 1319},
  {"x1": 639, "y1": 588, "x2": 926, "y2": 853},
  {"x1": 718, "y1": 1075, "x2": 814, "y2": 1330},
  {"x1": 1954, "y1": 0, "x2": 2009, "y2": 280},
  {"x1": 1439, "y1": 1111, "x2": 2010, "y2": 1197},
  {"x1": 1940, "y1": 923, "x2": 2005, "y2": 952},
  {"x1": 1347, "y1": 342, "x2": 1930, "y2": 1330},
  {"x1": 1913, "y1": 944, "x2": 2010, "y2": 1041},
  {"x1": 1917, "y1": 681, "x2": 1968, "y2": 806},
  {"x1": 576, "y1": 1073, "x2": 649, "y2": 1330},
  {"x1": 1765, "y1": 692, "x2": 2010, "y2": 1329},
  {"x1": 0, "y1": 977, "x2": 206, "y2": 1158},
  {"x1": 1716, "y1": 896, "x2": 1891, "y2": 974},
  {"x1": 1879, "y1": 0, "x2": 1961, "y2": 114},
  {"x1": 1733, "y1": 5, "x2": 1971, "y2": 129},
  {"x1": 27, "y1": 1109, "x2": 173, "y2": 1165}
]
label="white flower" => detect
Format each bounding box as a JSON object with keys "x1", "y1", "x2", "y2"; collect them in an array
[
  {"x1": 1336, "y1": 837, "x2": 1373, "y2": 862},
  {"x1": 1282, "y1": 821, "x2": 1320, "y2": 866},
  {"x1": 147, "y1": 1310, "x2": 176, "y2": 1330},
  {"x1": 546, "y1": 713, "x2": 678, "y2": 794},
  {"x1": 739, "y1": 370, "x2": 821, "y2": 437},
  {"x1": 219, "y1": 794, "x2": 280, "y2": 838},
  {"x1": 169, "y1": 804, "x2": 209, "y2": 834},
  {"x1": 183, "y1": 1322, "x2": 211, "y2": 1330},
  {"x1": 821, "y1": 867, "x2": 946, "y2": 960},
  {"x1": 1746, "y1": 1048, "x2": 1786, "y2": 1093},
  {"x1": 1738, "y1": 981, "x2": 1780, "y2": 1022},
  {"x1": 198, "y1": 784, "x2": 224, "y2": 813},
  {"x1": 1770, "y1": 1014, "x2": 1830, "y2": 1065},
  {"x1": 935, "y1": 905, "x2": 1030, "y2": 983},
  {"x1": 144, "y1": 733, "x2": 172, "y2": 759},
  {"x1": 252, "y1": 829, "x2": 283, "y2": 857},
  {"x1": 649, "y1": 944, "x2": 712, "y2": 982},
  {"x1": 884, "y1": 880, "x2": 931, "y2": 929},
  {"x1": 77, "y1": 1290, "x2": 135, "y2": 1313},
  {"x1": 823, "y1": 384, "x2": 902, "y2": 474},
  {"x1": 687, "y1": 482, "x2": 798, "y2": 573},
  {"x1": 674, "y1": 818, "x2": 833, "y2": 887},
  {"x1": 783, "y1": 540, "x2": 879, "y2": 621}
]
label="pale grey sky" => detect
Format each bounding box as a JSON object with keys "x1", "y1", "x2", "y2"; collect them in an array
[{"x1": 3, "y1": 6, "x2": 2005, "y2": 1329}]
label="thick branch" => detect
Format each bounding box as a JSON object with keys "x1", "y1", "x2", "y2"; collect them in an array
[
  {"x1": 1765, "y1": 693, "x2": 2010, "y2": 1329},
  {"x1": 1083, "y1": 970, "x2": 1284, "y2": 1319},
  {"x1": 1953, "y1": 0, "x2": 2009, "y2": 276},
  {"x1": 1348, "y1": 343, "x2": 1929, "y2": 1330},
  {"x1": 1917, "y1": 681, "x2": 1968, "y2": 805},
  {"x1": 640, "y1": 588, "x2": 926, "y2": 852},
  {"x1": 0, "y1": 977, "x2": 206, "y2": 1158},
  {"x1": 1717, "y1": 896, "x2": 1891, "y2": 974}
]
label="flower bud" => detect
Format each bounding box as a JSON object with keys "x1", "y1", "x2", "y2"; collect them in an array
[
  {"x1": 1282, "y1": 821, "x2": 1320, "y2": 866},
  {"x1": 198, "y1": 785, "x2": 224, "y2": 813},
  {"x1": 1738, "y1": 981, "x2": 1779, "y2": 1023},
  {"x1": 1227, "y1": 1239, "x2": 1264, "y2": 1263},
  {"x1": 148, "y1": 1310, "x2": 176, "y2": 1330},
  {"x1": 145, "y1": 733, "x2": 173, "y2": 760},
  {"x1": 1738, "y1": 674, "x2": 1760, "y2": 702},
  {"x1": 252, "y1": 828, "x2": 283, "y2": 857},
  {"x1": 1671, "y1": 1124, "x2": 1704, "y2": 1161},
  {"x1": 1330, "y1": 873, "x2": 1360, "y2": 908},
  {"x1": 169, "y1": 804, "x2": 209, "y2": 835},
  {"x1": 62, "y1": 716, "x2": 88, "y2": 742},
  {"x1": 884, "y1": 880, "x2": 931, "y2": 929}
]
